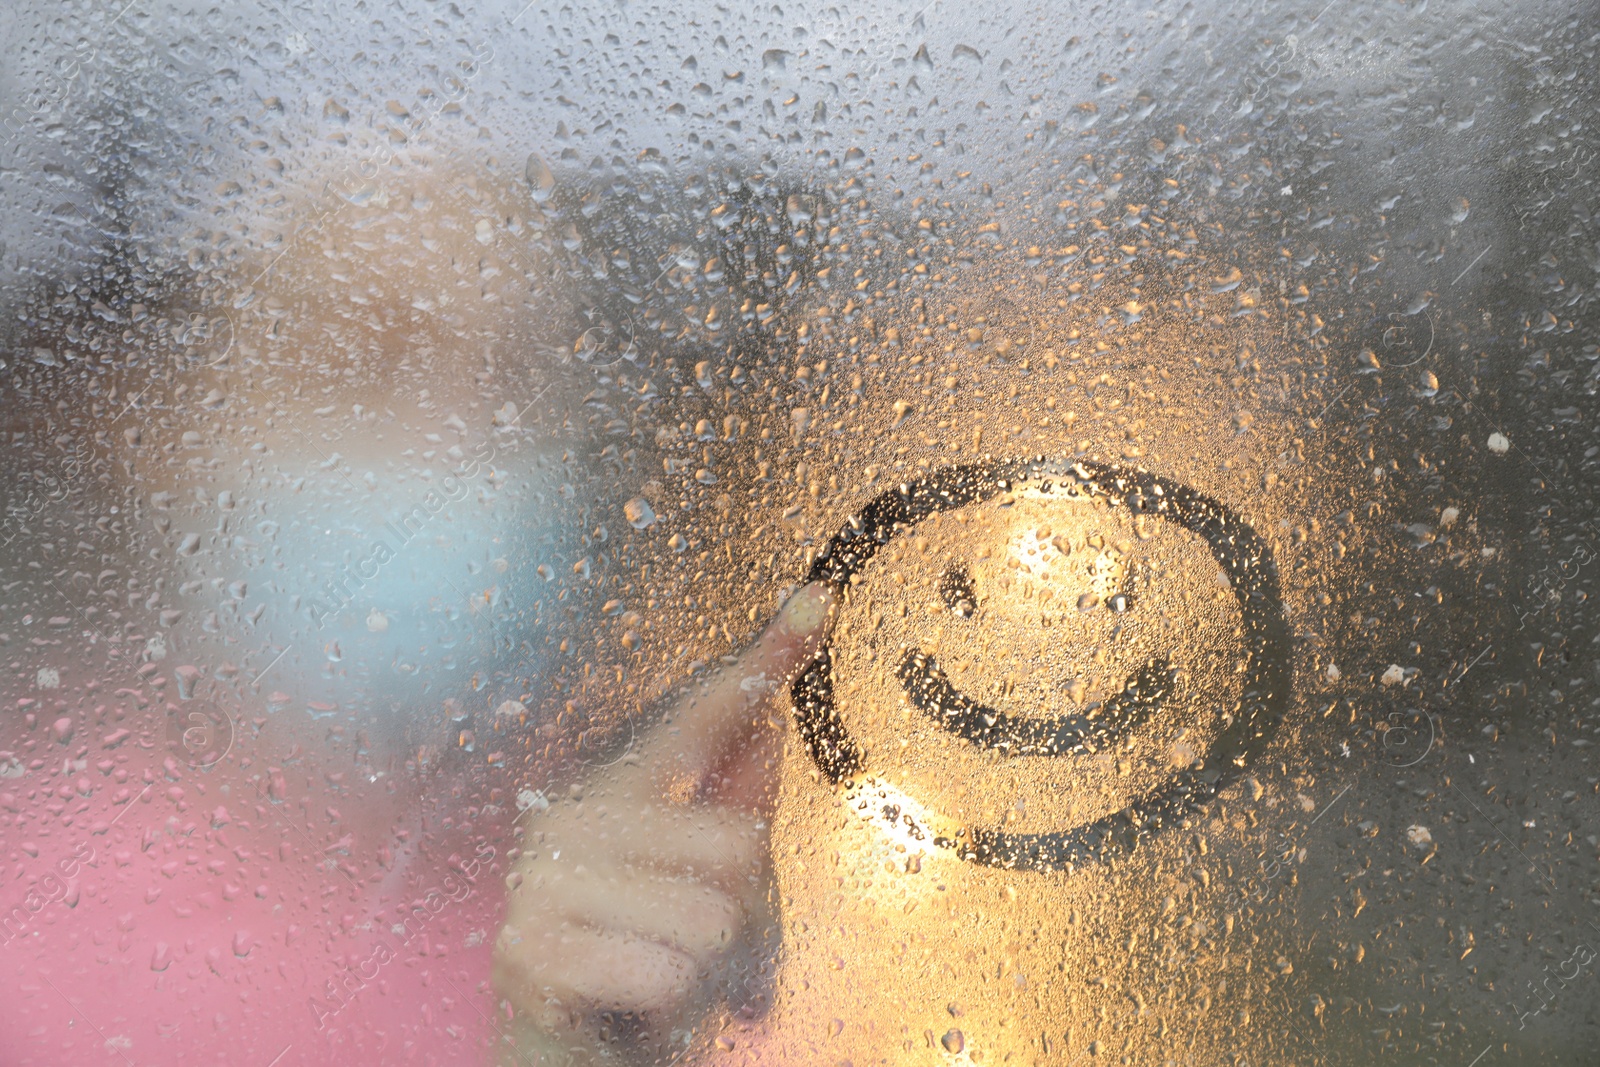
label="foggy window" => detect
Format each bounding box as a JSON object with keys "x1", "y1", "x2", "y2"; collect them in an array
[{"x1": 1, "y1": 1, "x2": 1597, "y2": 1064}]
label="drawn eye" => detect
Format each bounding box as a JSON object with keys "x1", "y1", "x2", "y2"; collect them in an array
[{"x1": 939, "y1": 565, "x2": 977, "y2": 618}]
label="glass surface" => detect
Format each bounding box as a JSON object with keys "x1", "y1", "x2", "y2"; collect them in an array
[{"x1": 2, "y1": 1, "x2": 1597, "y2": 1064}]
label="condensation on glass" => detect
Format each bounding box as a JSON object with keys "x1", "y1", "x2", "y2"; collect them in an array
[{"x1": 0, "y1": 0, "x2": 1596, "y2": 1064}]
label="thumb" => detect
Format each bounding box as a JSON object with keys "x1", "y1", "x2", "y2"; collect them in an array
[{"x1": 652, "y1": 582, "x2": 836, "y2": 800}]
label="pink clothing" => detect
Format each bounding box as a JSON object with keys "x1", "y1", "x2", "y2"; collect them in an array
[{"x1": 1, "y1": 732, "x2": 515, "y2": 1066}]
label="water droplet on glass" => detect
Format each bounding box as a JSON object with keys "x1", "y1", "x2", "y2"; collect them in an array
[
  {"x1": 624, "y1": 496, "x2": 658, "y2": 529},
  {"x1": 525, "y1": 153, "x2": 556, "y2": 203}
]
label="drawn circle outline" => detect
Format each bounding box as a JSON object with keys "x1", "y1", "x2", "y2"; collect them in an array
[{"x1": 791, "y1": 458, "x2": 1293, "y2": 873}]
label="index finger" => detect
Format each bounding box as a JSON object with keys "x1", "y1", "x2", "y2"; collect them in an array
[{"x1": 649, "y1": 581, "x2": 835, "y2": 795}]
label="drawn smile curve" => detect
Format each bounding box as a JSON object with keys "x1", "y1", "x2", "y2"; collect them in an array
[{"x1": 896, "y1": 649, "x2": 1176, "y2": 758}]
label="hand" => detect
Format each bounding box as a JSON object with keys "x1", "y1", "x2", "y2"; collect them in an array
[{"x1": 492, "y1": 583, "x2": 836, "y2": 1065}]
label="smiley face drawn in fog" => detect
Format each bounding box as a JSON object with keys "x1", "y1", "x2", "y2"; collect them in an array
[
  {"x1": 895, "y1": 556, "x2": 1176, "y2": 763},
  {"x1": 791, "y1": 458, "x2": 1292, "y2": 873}
]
